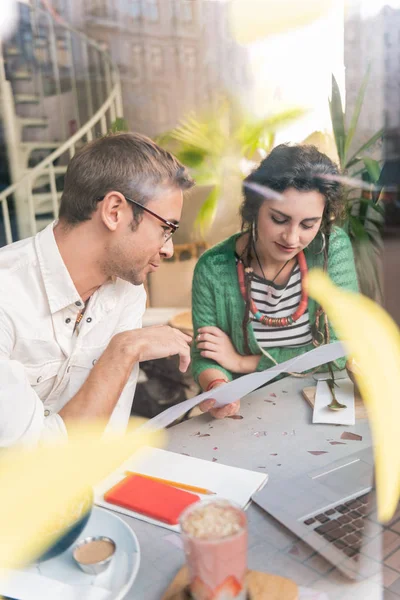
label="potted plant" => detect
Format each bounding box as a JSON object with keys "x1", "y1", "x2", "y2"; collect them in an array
[
  {"x1": 158, "y1": 96, "x2": 304, "y2": 243},
  {"x1": 149, "y1": 98, "x2": 304, "y2": 308},
  {"x1": 328, "y1": 69, "x2": 384, "y2": 301}
]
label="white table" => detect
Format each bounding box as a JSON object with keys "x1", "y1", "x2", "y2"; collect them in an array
[{"x1": 119, "y1": 374, "x2": 383, "y2": 600}]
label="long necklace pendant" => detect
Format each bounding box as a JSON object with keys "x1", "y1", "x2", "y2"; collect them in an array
[{"x1": 266, "y1": 286, "x2": 273, "y2": 300}]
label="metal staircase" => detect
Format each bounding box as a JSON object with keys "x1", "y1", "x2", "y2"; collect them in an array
[{"x1": 0, "y1": 0, "x2": 123, "y2": 244}]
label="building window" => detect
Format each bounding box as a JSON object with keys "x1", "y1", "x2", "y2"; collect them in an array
[
  {"x1": 154, "y1": 94, "x2": 169, "y2": 125},
  {"x1": 150, "y1": 46, "x2": 164, "y2": 75},
  {"x1": 131, "y1": 44, "x2": 143, "y2": 83},
  {"x1": 180, "y1": 0, "x2": 194, "y2": 23},
  {"x1": 182, "y1": 46, "x2": 197, "y2": 69},
  {"x1": 86, "y1": 0, "x2": 109, "y2": 19},
  {"x1": 128, "y1": 0, "x2": 141, "y2": 19},
  {"x1": 144, "y1": 0, "x2": 159, "y2": 22}
]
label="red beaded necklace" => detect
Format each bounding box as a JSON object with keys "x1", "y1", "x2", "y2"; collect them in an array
[{"x1": 237, "y1": 251, "x2": 309, "y2": 327}]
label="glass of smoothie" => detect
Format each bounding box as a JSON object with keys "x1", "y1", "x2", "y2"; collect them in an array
[{"x1": 180, "y1": 499, "x2": 248, "y2": 600}]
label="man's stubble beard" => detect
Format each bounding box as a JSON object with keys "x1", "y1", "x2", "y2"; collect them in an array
[{"x1": 101, "y1": 253, "x2": 145, "y2": 287}]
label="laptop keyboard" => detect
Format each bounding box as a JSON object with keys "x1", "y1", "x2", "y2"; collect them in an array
[
  {"x1": 302, "y1": 496, "x2": 400, "y2": 595},
  {"x1": 303, "y1": 493, "x2": 372, "y2": 560}
]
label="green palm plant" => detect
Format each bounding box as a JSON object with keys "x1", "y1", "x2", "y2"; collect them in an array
[
  {"x1": 110, "y1": 117, "x2": 129, "y2": 133},
  {"x1": 329, "y1": 69, "x2": 384, "y2": 301},
  {"x1": 157, "y1": 97, "x2": 305, "y2": 238}
]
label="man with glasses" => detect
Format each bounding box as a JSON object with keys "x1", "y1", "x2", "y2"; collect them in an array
[{"x1": 0, "y1": 133, "x2": 194, "y2": 446}]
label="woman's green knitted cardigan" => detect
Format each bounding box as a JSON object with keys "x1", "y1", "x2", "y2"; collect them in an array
[{"x1": 191, "y1": 227, "x2": 359, "y2": 383}]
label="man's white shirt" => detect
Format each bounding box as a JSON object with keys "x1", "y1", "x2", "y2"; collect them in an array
[{"x1": 0, "y1": 223, "x2": 146, "y2": 446}]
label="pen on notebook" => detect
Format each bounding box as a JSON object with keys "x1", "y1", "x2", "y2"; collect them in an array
[{"x1": 124, "y1": 471, "x2": 216, "y2": 495}]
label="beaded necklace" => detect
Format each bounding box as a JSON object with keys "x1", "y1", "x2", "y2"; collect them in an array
[
  {"x1": 73, "y1": 299, "x2": 90, "y2": 335},
  {"x1": 237, "y1": 250, "x2": 309, "y2": 327}
]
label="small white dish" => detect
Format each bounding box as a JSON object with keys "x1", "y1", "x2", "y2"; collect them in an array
[
  {"x1": 0, "y1": 507, "x2": 140, "y2": 600},
  {"x1": 73, "y1": 535, "x2": 116, "y2": 575}
]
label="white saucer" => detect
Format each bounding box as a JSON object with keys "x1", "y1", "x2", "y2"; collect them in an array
[{"x1": 0, "y1": 507, "x2": 140, "y2": 600}]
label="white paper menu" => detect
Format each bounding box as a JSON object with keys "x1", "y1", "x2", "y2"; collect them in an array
[{"x1": 140, "y1": 342, "x2": 346, "y2": 432}]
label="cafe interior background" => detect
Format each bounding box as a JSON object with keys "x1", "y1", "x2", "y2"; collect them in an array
[
  {"x1": 0, "y1": 0, "x2": 390, "y2": 420},
  {"x1": 1, "y1": 0, "x2": 400, "y2": 596}
]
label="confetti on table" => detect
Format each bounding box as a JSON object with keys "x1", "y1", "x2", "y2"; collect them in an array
[
  {"x1": 192, "y1": 431, "x2": 201, "y2": 437},
  {"x1": 227, "y1": 415, "x2": 244, "y2": 420},
  {"x1": 341, "y1": 431, "x2": 362, "y2": 441},
  {"x1": 282, "y1": 432, "x2": 288, "y2": 436},
  {"x1": 198, "y1": 434, "x2": 211, "y2": 438},
  {"x1": 308, "y1": 451, "x2": 328, "y2": 456},
  {"x1": 270, "y1": 453, "x2": 278, "y2": 456},
  {"x1": 270, "y1": 393, "x2": 277, "y2": 398},
  {"x1": 213, "y1": 447, "x2": 218, "y2": 450},
  {"x1": 282, "y1": 390, "x2": 288, "y2": 394},
  {"x1": 329, "y1": 441, "x2": 346, "y2": 445},
  {"x1": 258, "y1": 466, "x2": 266, "y2": 469},
  {"x1": 253, "y1": 431, "x2": 268, "y2": 437},
  {"x1": 212, "y1": 458, "x2": 218, "y2": 462}
]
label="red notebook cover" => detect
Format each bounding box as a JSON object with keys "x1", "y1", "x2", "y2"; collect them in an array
[{"x1": 104, "y1": 475, "x2": 200, "y2": 525}]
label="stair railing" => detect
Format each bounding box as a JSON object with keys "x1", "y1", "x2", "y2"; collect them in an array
[{"x1": 0, "y1": 4, "x2": 123, "y2": 244}]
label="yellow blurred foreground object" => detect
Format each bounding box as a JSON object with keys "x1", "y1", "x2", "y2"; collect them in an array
[
  {"x1": 229, "y1": 0, "x2": 335, "y2": 44},
  {"x1": 0, "y1": 420, "x2": 162, "y2": 570},
  {"x1": 308, "y1": 270, "x2": 400, "y2": 522}
]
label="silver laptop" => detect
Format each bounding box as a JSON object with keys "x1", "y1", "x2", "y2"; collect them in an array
[{"x1": 252, "y1": 447, "x2": 388, "y2": 581}]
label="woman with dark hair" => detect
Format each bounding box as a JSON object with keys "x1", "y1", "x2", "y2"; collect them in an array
[{"x1": 191, "y1": 144, "x2": 358, "y2": 418}]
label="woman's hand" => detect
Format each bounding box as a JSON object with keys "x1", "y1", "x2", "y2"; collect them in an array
[
  {"x1": 196, "y1": 326, "x2": 243, "y2": 372},
  {"x1": 199, "y1": 380, "x2": 241, "y2": 419}
]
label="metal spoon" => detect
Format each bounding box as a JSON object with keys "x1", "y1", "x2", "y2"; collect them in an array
[{"x1": 326, "y1": 378, "x2": 347, "y2": 411}]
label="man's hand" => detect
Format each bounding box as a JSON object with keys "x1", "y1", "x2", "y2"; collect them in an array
[
  {"x1": 196, "y1": 326, "x2": 244, "y2": 372},
  {"x1": 198, "y1": 380, "x2": 241, "y2": 419},
  {"x1": 114, "y1": 325, "x2": 192, "y2": 372}
]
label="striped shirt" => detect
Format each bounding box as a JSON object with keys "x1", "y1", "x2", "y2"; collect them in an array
[{"x1": 236, "y1": 257, "x2": 313, "y2": 348}]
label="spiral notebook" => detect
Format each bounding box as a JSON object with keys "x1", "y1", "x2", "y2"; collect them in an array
[{"x1": 95, "y1": 447, "x2": 268, "y2": 532}]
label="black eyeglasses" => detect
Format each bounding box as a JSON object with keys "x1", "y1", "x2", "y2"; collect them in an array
[{"x1": 97, "y1": 194, "x2": 179, "y2": 243}]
